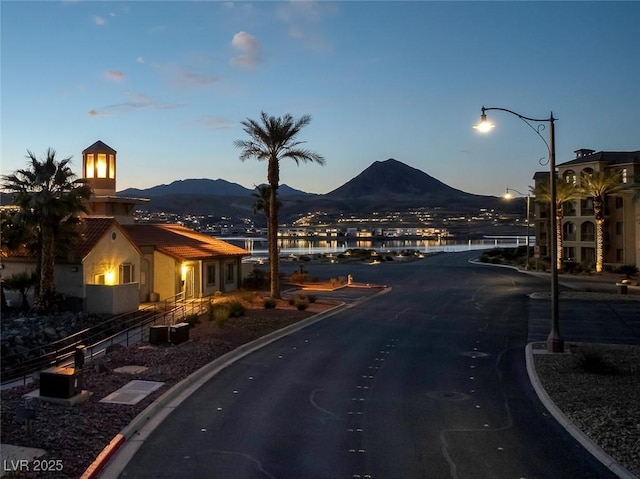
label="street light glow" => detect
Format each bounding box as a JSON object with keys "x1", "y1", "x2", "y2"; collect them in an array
[{"x1": 473, "y1": 112, "x2": 495, "y2": 133}]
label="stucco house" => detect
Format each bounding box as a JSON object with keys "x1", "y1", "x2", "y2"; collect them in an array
[
  {"x1": 2, "y1": 140, "x2": 248, "y2": 313},
  {"x1": 2, "y1": 217, "x2": 142, "y2": 314},
  {"x1": 122, "y1": 224, "x2": 247, "y2": 302}
]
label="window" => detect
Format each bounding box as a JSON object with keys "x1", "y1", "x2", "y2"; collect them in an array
[
  {"x1": 94, "y1": 273, "x2": 105, "y2": 285},
  {"x1": 616, "y1": 222, "x2": 623, "y2": 235},
  {"x1": 581, "y1": 198, "x2": 594, "y2": 216},
  {"x1": 563, "y1": 170, "x2": 576, "y2": 184},
  {"x1": 207, "y1": 264, "x2": 216, "y2": 285},
  {"x1": 621, "y1": 168, "x2": 627, "y2": 184},
  {"x1": 581, "y1": 221, "x2": 595, "y2": 242},
  {"x1": 615, "y1": 196, "x2": 624, "y2": 209},
  {"x1": 120, "y1": 263, "x2": 134, "y2": 284},
  {"x1": 563, "y1": 222, "x2": 576, "y2": 241},
  {"x1": 86, "y1": 154, "x2": 95, "y2": 178},
  {"x1": 97, "y1": 153, "x2": 108, "y2": 178},
  {"x1": 616, "y1": 249, "x2": 624, "y2": 262},
  {"x1": 109, "y1": 154, "x2": 115, "y2": 179},
  {"x1": 225, "y1": 263, "x2": 234, "y2": 283}
]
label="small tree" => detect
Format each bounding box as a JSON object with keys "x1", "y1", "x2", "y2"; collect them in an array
[
  {"x1": 532, "y1": 179, "x2": 582, "y2": 270},
  {"x1": 236, "y1": 112, "x2": 325, "y2": 298},
  {"x1": 579, "y1": 170, "x2": 625, "y2": 273},
  {"x1": 2, "y1": 149, "x2": 92, "y2": 311},
  {"x1": 3, "y1": 271, "x2": 37, "y2": 312}
]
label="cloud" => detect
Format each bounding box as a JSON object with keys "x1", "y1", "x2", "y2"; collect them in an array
[
  {"x1": 93, "y1": 15, "x2": 106, "y2": 26},
  {"x1": 137, "y1": 57, "x2": 145, "y2": 64},
  {"x1": 174, "y1": 70, "x2": 222, "y2": 88},
  {"x1": 193, "y1": 115, "x2": 236, "y2": 130},
  {"x1": 87, "y1": 92, "x2": 183, "y2": 117},
  {"x1": 231, "y1": 31, "x2": 260, "y2": 68},
  {"x1": 275, "y1": 1, "x2": 335, "y2": 52},
  {"x1": 104, "y1": 70, "x2": 126, "y2": 82}
]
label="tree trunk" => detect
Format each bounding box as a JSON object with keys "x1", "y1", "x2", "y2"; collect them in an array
[
  {"x1": 556, "y1": 206, "x2": 564, "y2": 271},
  {"x1": 268, "y1": 160, "x2": 280, "y2": 299},
  {"x1": 594, "y1": 196, "x2": 605, "y2": 273},
  {"x1": 36, "y1": 225, "x2": 56, "y2": 311}
]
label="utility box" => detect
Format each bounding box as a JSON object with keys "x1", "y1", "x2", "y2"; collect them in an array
[
  {"x1": 149, "y1": 325, "x2": 169, "y2": 344},
  {"x1": 40, "y1": 366, "x2": 81, "y2": 399},
  {"x1": 170, "y1": 322, "x2": 190, "y2": 344}
]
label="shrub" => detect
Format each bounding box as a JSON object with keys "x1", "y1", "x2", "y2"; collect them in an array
[
  {"x1": 227, "y1": 300, "x2": 245, "y2": 318},
  {"x1": 574, "y1": 350, "x2": 618, "y2": 375},
  {"x1": 263, "y1": 297, "x2": 276, "y2": 309},
  {"x1": 243, "y1": 269, "x2": 269, "y2": 290},
  {"x1": 295, "y1": 301, "x2": 309, "y2": 311},
  {"x1": 307, "y1": 295, "x2": 317, "y2": 303},
  {"x1": 289, "y1": 272, "x2": 308, "y2": 284},
  {"x1": 184, "y1": 313, "x2": 200, "y2": 327},
  {"x1": 614, "y1": 264, "x2": 638, "y2": 279},
  {"x1": 209, "y1": 304, "x2": 230, "y2": 327}
]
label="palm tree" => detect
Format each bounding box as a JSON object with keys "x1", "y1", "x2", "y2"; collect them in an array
[
  {"x1": 579, "y1": 169, "x2": 625, "y2": 272},
  {"x1": 532, "y1": 179, "x2": 582, "y2": 270},
  {"x1": 252, "y1": 184, "x2": 281, "y2": 217},
  {"x1": 1, "y1": 149, "x2": 92, "y2": 311},
  {"x1": 235, "y1": 112, "x2": 325, "y2": 298}
]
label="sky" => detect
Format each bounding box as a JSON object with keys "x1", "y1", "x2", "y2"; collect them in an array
[{"x1": 2, "y1": 1, "x2": 639, "y2": 197}]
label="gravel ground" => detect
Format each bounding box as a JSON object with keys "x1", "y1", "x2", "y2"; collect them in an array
[
  {"x1": 534, "y1": 343, "x2": 640, "y2": 477},
  {"x1": 2, "y1": 293, "x2": 639, "y2": 478}
]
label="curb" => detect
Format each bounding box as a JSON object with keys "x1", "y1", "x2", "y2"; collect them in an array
[
  {"x1": 525, "y1": 343, "x2": 637, "y2": 479},
  {"x1": 93, "y1": 288, "x2": 391, "y2": 478}
]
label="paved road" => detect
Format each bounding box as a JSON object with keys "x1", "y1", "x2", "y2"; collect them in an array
[{"x1": 117, "y1": 252, "x2": 634, "y2": 478}]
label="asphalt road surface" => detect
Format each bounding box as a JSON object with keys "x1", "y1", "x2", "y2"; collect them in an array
[{"x1": 119, "y1": 251, "x2": 626, "y2": 478}]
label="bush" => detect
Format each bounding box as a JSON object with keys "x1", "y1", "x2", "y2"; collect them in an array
[
  {"x1": 614, "y1": 264, "x2": 638, "y2": 279},
  {"x1": 574, "y1": 350, "x2": 618, "y2": 375},
  {"x1": 243, "y1": 269, "x2": 269, "y2": 290},
  {"x1": 307, "y1": 295, "x2": 316, "y2": 303},
  {"x1": 209, "y1": 304, "x2": 230, "y2": 327},
  {"x1": 184, "y1": 313, "x2": 200, "y2": 327},
  {"x1": 295, "y1": 301, "x2": 309, "y2": 311},
  {"x1": 263, "y1": 297, "x2": 276, "y2": 309},
  {"x1": 227, "y1": 300, "x2": 245, "y2": 318},
  {"x1": 289, "y1": 272, "x2": 308, "y2": 284}
]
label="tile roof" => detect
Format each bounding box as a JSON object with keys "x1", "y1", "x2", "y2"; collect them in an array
[
  {"x1": 122, "y1": 224, "x2": 248, "y2": 260},
  {"x1": 2, "y1": 217, "x2": 139, "y2": 262},
  {"x1": 558, "y1": 151, "x2": 640, "y2": 168}
]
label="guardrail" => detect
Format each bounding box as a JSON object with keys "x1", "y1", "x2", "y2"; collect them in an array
[{"x1": 1, "y1": 295, "x2": 212, "y2": 389}]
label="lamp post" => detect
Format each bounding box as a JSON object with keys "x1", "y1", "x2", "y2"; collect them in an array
[
  {"x1": 504, "y1": 187, "x2": 531, "y2": 269},
  {"x1": 474, "y1": 106, "x2": 563, "y2": 353}
]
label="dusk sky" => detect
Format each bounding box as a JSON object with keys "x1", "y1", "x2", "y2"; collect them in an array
[{"x1": 2, "y1": 1, "x2": 638, "y2": 197}]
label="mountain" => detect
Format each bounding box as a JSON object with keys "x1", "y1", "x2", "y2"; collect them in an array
[
  {"x1": 108, "y1": 159, "x2": 515, "y2": 220},
  {"x1": 323, "y1": 158, "x2": 485, "y2": 210},
  {"x1": 118, "y1": 179, "x2": 308, "y2": 198}
]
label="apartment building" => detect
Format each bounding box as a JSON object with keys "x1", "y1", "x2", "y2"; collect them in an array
[{"x1": 533, "y1": 149, "x2": 640, "y2": 269}]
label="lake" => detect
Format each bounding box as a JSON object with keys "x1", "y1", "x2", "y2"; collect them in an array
[{"x1": 220, "y1": 236, "x2": 535, "y2": 261}]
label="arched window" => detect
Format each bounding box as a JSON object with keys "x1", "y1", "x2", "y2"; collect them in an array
[
  {"x1": 581, "y1": 221, "x2": 595, "y2": 242},
  {"x1": 563, "y1": 170, "x2": 576, "y2": 184},
  {"x1": 563, "y1": 221, "x2": 576, "y2": 241}
]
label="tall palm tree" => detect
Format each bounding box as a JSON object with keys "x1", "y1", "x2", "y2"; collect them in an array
[
  {"x1": 532, "y1": 179, "x2": 582, "y2": 270},
  {"x1": 2, "y1": 149, "x2": 92, "y2": 311},
  {"x1": 235, "y1": 112, "x2": 325, "y2": 298},
  {"x1": 579, "y1": 169, "x2": 625, "y2": 272},
  {"x1": 252, "y1": 184, "x2": 281, "y2": 218}
]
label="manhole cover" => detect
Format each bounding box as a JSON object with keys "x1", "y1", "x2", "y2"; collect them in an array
[
  {"x1": 426, "y1": 391, "x2": 470, "y2": 401},
  {"x1": 461, "y1": 351, "x2": 489, "y2": 358}
]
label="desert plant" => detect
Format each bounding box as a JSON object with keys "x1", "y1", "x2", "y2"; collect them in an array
[
  {"x1": 574, "y1": 350, "x2": 618, "y2": 375},
  {"x1": 263, "y1": 297, "x2": 276, "y2": 309},
  {"x1": 209, "y1": 304, "x2": 230, "y2": 326},
  {"x1": 614, "y1": 264, "x2": 638, "y2": 280},
  {"x1": 227, "y1": 300, "x2": 246, "y2": 318},
  {"x1": 295, "y1": 301, "x2": 309, "y2": 311},
  {"x1": 184, "y1": 313, "x2": 201, "y2": 327}
]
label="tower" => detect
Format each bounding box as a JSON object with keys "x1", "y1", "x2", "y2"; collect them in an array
[{"x1": 81, "y1": 140, "x2": 147, "y2": 224}]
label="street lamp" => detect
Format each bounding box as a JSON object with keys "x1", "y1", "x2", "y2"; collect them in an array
[
  {"x1": 474, "y1": 106, "x2": 563, "y2": 353},
  {"x1": 504, "y1": 187, "x2": 531, "y2": 270}
]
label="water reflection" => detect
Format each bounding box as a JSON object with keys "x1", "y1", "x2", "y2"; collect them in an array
[{"x1": 220, "y1": 236, "x2": 534, "y2": 258}]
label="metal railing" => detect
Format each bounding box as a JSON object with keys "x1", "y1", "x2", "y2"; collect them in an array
[{"x1": 1, "y1": 294, "x2": 212, "y2": 389}]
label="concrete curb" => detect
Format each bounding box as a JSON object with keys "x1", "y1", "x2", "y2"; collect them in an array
[
  {"x1": 525, "y1": 343, "x2": 637, "y2": 479},
  {"x1": 94, "y1": 287, "x2": 391, "y2": 478}
]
